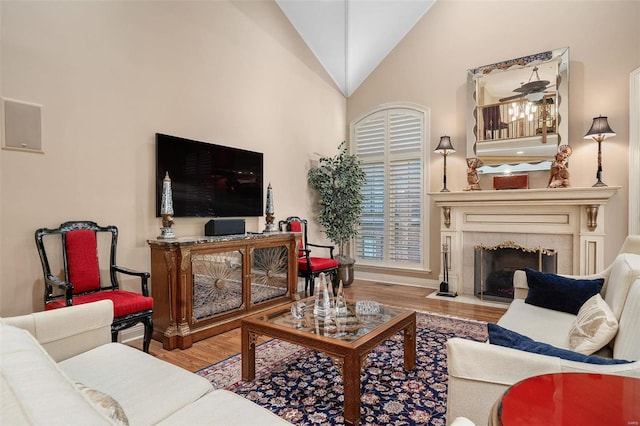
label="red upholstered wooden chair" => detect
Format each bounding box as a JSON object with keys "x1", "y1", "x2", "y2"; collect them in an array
[
  {"x1": 278, "y1": 216, "x2": 338, "y2": 295},
  {"x1": 34, "y1": 221, "x2": 153, "y2": 352}
]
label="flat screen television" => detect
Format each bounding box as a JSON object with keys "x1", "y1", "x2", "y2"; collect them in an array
[{"x1": 156, "y1": 133, "x2": 263, "y2": 218}]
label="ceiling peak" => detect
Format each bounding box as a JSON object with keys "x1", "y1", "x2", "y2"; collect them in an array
[{"x1": 276, "y1": 0, "x2": 436, "y2": 97}]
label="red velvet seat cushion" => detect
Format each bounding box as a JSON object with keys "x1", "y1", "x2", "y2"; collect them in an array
[
  {"x1": 45, "y1": 290, "x2": 153, "y2": 317},
  {"x1": 66, "y1": 229, "x2": 101, "y2": 293},
  {"x1": 298, "y1": 257, "x2": 338, "y2": 272}
]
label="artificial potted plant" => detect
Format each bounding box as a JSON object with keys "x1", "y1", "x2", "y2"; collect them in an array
[{"x1": 307, "y1": 141, "x2": 366, "y2": 287}]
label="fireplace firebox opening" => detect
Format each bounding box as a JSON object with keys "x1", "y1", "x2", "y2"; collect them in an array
[{"x1": 474, "y1": 241, "x2": 557, "y2": 302}]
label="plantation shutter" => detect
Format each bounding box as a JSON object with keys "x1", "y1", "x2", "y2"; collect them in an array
[
  {"x1": 355, "y1": 113, "x2": 385, "y2": 261},
  {"x1": 388, "y1": 112, "x2": 423, "y2": 264},
  {"x1": 352, "y1": 107, "x2": 427, "y2": 268},
  {"x1": 358, "y1": 161, "x2": 385, "y2": 260}
]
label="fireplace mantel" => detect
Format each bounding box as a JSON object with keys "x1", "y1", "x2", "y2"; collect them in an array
[
  {"x1": 429, "y1": 186, "x2": 620, "y2": 296},
  {"x1": 430, "y1": 186, "x2": 619, "y2": 205}
]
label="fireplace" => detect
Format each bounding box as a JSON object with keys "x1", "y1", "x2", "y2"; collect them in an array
[
  {"x1": 430, "y1": 187, "x2": 618, "y2": 297},
  {"x1": 474, "y1": 241, "x2": 557, "y2": 302}
]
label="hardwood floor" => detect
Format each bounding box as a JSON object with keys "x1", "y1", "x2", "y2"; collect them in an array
[{"x1": 129, "y1": 280, "x2": 507, "y2": 372}]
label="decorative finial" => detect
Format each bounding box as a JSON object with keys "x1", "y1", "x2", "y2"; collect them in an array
[
  {"x1": 264, "y1": 183, "x2": 276, "y2": 232},
  {"x1": 158, "y1": 172, "x2": 176, "y2": 239}
]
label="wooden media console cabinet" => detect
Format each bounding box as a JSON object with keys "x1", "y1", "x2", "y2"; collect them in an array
[{"x1": 147, "y1": 232, "x2": 299, "y2": 350}]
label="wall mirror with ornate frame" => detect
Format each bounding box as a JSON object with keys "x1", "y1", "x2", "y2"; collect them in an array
[{"x1": 466, "y1": 47, "x2": 569, "y2": 174}]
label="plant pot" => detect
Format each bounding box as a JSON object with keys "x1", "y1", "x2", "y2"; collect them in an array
[{"x1": 336, "y1": 255, "x2": 355, "y2": 287}]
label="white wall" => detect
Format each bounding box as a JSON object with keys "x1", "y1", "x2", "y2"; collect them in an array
[
  {"x1": 0, "y1": 1, "x2": 346, "y2": 316},
  {"x1": 347, "y1": 0, "x2": 640, "y2": 282}
]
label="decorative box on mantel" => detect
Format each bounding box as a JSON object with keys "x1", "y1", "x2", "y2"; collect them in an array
[
  {"x1": 494, "y1": 174, "x2": 528, "y2": 190},
  {"x1": 429, "y1": 186, "x2": 620, "y2": 297}
]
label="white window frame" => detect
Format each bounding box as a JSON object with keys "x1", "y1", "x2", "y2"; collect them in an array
[{"x1": 349, "y1": 104, "x2": 430, "y2": 271}]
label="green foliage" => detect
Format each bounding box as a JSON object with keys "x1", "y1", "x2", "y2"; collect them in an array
[{"x1": 307, "y1": 141, "x2": 366, "y2": 258}]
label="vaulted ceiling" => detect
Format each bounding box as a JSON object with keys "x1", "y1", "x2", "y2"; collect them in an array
[{"x1": 276, "y1": 0, "x2": 436, "y2": 97}]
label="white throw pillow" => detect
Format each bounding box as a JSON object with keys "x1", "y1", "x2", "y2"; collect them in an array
[
  {"x1": 75, "y1": 382, "x2": 129, "y2": 425},
  {"x1": 568, "y1": 294, "x2": 618, "y2": 355}
]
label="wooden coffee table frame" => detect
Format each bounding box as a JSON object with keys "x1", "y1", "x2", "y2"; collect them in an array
[{"x1": 241, "y1": 302, "x2": 416, "y2": 425}]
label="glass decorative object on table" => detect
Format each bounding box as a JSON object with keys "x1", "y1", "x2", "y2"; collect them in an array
[
  {"x1": 335, "y1": 280, "x2": 347, "y2": 316},
  {"x1": 326, "y1": 276, "x2": 336, "y2": 315},
  {"x1": 290, "y1": 299, "x2": 307, "y2": 329},
  {"x1": 324, "y1": 279, "x2": 337, "y2": 331},
  {"x1": 313, "y1": 273, "x2": 331, "y2": 317},
  {"x1": 354, "y1": 300, "x2": 380, "y2": 335},
  {"x1": 355, "y1": 300, "x2": 380, "y2": 316},
  {"x1": 290, "y1": 300, "x2": 306, "y2": 319}
]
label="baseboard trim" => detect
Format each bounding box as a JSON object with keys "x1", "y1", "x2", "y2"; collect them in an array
[{"x1": 426, "y1": 292, "x2": 510, "y2": 308}]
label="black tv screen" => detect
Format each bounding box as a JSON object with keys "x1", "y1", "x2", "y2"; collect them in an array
[{"x1": 156, "y1": 133, "x2": 263, "y2": 218}]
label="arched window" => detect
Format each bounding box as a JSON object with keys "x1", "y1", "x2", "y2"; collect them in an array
[{"x1": 350, "y1": 106, "x2": 429, "y2": 270}]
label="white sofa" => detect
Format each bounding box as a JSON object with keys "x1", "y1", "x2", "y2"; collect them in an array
[
  {"x1": 446, "y1": 235, "x2": 640, "y2": 425},
  {"x1": 1, "y1": 299, "x2": 291, "y2": 425}
]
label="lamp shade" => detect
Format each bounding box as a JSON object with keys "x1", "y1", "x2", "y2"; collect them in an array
[
  {"x1": 435, "y1": 136, "x2": 455, "y2": 153},
  {"x1": 584, "y1": 116, "x2": 616, "y2": 139}
]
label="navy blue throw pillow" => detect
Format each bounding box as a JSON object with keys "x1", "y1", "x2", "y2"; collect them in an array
[
  {"x1": 487, "y1": 323, "x2": 632, "y2": 365},
  {"x1": 524, "y1": 268, "x2": 604, "y2": 315}
]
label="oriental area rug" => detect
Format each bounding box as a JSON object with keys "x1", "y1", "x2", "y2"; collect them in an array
[{"x1": 196, "y1": 312, "x2": 488, "y2": 426}]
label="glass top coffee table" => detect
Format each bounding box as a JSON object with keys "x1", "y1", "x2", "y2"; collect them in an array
[{"x1": 241, "y1": 298, "x2": 416, "y2": 425}]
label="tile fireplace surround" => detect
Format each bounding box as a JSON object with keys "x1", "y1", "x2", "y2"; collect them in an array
[{"x1": 430, "y1": 187, "x2": 619, "y2": 297}]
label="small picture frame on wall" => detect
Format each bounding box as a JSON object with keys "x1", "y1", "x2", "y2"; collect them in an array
[{"x1": 1, "y1": 97, "x2": 44, "y2": 153}]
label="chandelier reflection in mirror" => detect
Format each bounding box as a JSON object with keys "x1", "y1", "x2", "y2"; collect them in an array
[
  {"x1": 508, "y1": 101, "x2": 536, "y2": 122},
  {"x1": 503, "y1": 95, "x2": 556, "y2": 140},
  {"x1": 476, "y1": 64, "x2": 558, "y2": 144}
]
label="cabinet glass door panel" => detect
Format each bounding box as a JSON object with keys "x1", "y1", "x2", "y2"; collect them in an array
[
  {"x1": 191, "y1": 250, "x2": 244, "y2": 321},
  {"x1": 250, "y1": 245, "x2": 289, "y2": 305}
]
